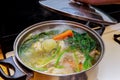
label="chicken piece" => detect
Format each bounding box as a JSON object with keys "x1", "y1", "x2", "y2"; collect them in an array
[
  {"x1": 89, "y1": 50, "x2": 100, "y2": 57},
  {"x1": 46, "y1": 62, "x2": 74, "y2": 74}
]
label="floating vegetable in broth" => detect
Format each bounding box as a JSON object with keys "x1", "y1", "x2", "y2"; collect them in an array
[{"x1": 19, "y1": 27, "x2": 100, "y2": 74}]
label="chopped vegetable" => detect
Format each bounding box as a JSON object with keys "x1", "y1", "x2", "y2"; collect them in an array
[
  {"x1": 83, "y1": 56, "x2": 93, "y2": 70},
  {"x1": 53, "y1": 30, "x2": 73, "y2": 40},
  {"x1": 52, "y1": 46, "x2": 61, "y2": 57},
  {"x1": 19, "y1": 30, "x2": 58, "y2": 54},
  {"x1": 79, "y1": 63, "x2": 83, "y2": 71},
  {"x1": 73, "y1": 52, "x2": 80, "y2": 72},
  {"x1": 42, "y1": 39, "x2": 57, "y2": 52},
  {"x1": 66, "y1": 31, "x2": 96, "y2": 70},
  {"x1": 19, "y1": 28, "x2": 99, "y2": 74},
  {"x1": 67, "y1": 61, "x2": 75, "y2": 68},
  {"x1": 55, "y1": 50, "x2": 67, "y2": 67}
]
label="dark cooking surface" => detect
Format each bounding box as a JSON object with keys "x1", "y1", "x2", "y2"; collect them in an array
[{"x1": 0, "y1": 0, "x2": 120, "y2": 54}]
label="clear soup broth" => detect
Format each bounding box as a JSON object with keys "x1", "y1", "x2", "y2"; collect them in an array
[{"x1": 19, "y1": 25, "x2": 100, "y2": 75}]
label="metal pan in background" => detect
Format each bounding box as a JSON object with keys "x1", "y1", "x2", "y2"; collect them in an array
[{"x1": 39, "y1": 0, "x2": 117, "y2": 25}]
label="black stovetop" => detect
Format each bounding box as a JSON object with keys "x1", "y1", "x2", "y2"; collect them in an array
[{"x1": 0, "y1": 0, "x2": 120, "y2": 54}]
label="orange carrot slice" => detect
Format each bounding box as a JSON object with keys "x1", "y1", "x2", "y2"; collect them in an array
[
  {"x1": 79, "y1": 63, "x2": 83, "y2": 70},
  {"x1": 68, "y1": 61, "x2": 76, "y2": 68},
  {"x1": 53, "y1": 30, "x2": 74, "y2": 40}
]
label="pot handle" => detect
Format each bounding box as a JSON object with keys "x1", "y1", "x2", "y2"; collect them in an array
[
  {"x1": 86, "y1": 21, "x2": 105, "y2": 35},
  {"x1": 0, "y1": 56, "x2": 27, "y2": 80},
  {"x1": 114, "y1": 34, "x2": 120, "y2": 44}
]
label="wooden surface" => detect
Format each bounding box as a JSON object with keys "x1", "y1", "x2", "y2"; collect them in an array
[{"x1": 0, "y1": 48, "x2": 8, "y2": 80}]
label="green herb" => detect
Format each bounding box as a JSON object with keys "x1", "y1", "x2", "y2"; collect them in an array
[
  {"x1": 83, "y1": 55, "x2": 93, "y2": 70},
  {"x1": 66, "y1": 31, "x2": 96, "y2": 70},
  {"x1": 73, "y1": 52, "x2": 80, "y2": 72},
  {"x1": 55, "y1": 50, "x2": 67, "y2": 67},
  {"x1": 51, "y1": 46, "x2": 61, "y2": 57}
]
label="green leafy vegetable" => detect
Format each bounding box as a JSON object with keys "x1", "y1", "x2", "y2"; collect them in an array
[
  {"x1": 55, "y1": 50, "x2": 67, "y2": 67},
  {"x1": 66, "y1": 31, "x2": 96, "y2": 70},
  {"x1": 52, "y1": 46, "x2": 61, "y2": 57},
  {"x1": 73, "y1": 52, "x2": 80, "y2": 72},
  {"x1": 83, "y1": 55, "x2": 93, "y2": 70},
  {"x1": 19, "y1": 30, "x2": 58, "y2": 54}
]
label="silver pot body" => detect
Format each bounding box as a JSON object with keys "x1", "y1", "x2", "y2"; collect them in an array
[{"x1": 14, "y1": 20, "x2": 105, "y2": 79}]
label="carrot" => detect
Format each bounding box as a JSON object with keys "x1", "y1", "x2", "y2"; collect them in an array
[
  {"x1": 79, "y1": 63, "x2": 83, "y2": 70},
  {"x1": 68, "y1": 61, "x2": 80, "y2": 72},
  {"x1": 68, "y1": 61, "x2": 76, "y2": 68},
  {"x1": 53, "y1": 30, "x2": 74, "y2": 40}
]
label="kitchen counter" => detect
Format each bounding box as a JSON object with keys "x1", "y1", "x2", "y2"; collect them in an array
[
  {"x1": 98, "y1": 23, "x2": 120, "y2": 80},
  {"x1": 87, "y1": 23, "x2": 120, "y2": 80},
  {"x1": 0, "y1": 23, "x2": 120, "y2": 80}
]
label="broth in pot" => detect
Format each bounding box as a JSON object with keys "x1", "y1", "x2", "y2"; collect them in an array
[{"x1": 18, "y1": 25, "x2": 100, "y2": 75}]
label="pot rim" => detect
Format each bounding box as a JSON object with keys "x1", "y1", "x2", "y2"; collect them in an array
[{"x1": 13, "y1": 20, "x2": 105, "y2": 76}]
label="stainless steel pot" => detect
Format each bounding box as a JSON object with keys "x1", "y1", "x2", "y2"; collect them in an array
[{"x1": 0, "y1": 20, "x2": 105, "y2": 80}]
